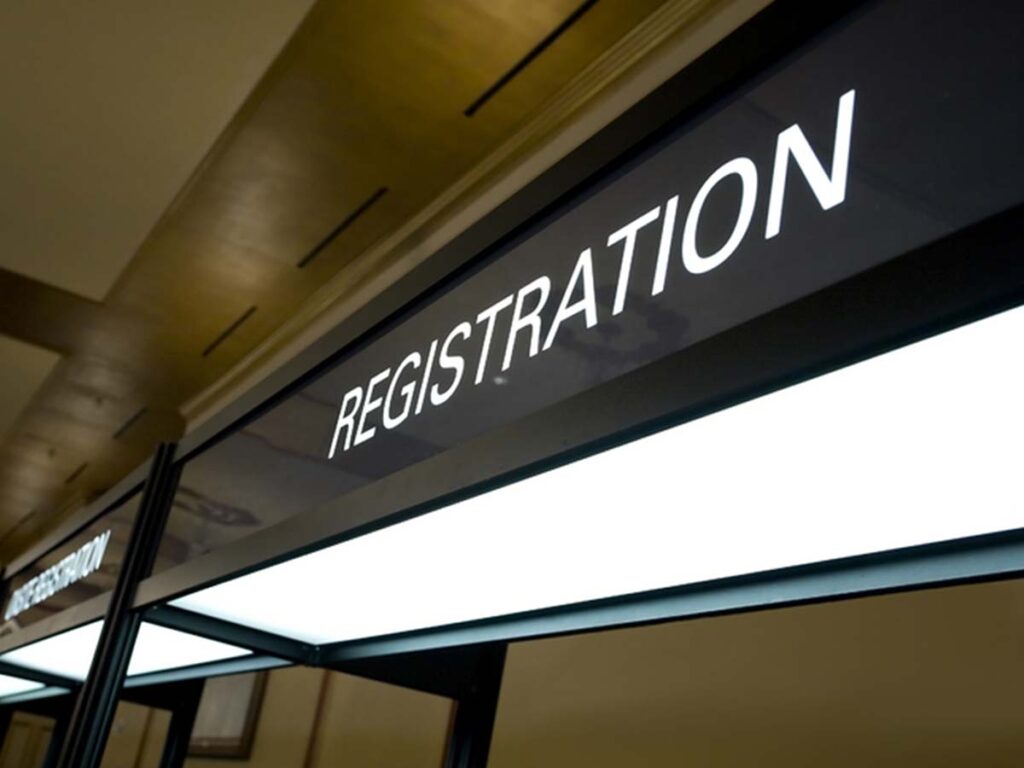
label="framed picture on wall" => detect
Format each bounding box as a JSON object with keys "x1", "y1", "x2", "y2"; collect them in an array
[{"x1": 188, "y1": 671, "x2": 268, "y2": 759}]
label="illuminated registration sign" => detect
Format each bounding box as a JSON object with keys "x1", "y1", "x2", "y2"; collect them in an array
[
  {"x1": 330, "y1": 90, "x2": 857, "y2": 456},
  {"x1": 4, "y1": 530, "x2": 112, "y2": 621}
]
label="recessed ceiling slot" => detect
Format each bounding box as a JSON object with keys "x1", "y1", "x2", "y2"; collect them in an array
[
  {"x1": 464, "y1": 0, "x2": 599, "y2": 117},
  {"x1": 202, "y1": 306, "x2": 257, "y2": 358},
  {"x1": 112, "y1": 407, "x2": 148, "y2": 440},
  {"x1": 64, "y1": 462, "x2": 88, "y2": 485},
  {"x1": 297, "y1": 187, "x2": 389, "y2": 269}
]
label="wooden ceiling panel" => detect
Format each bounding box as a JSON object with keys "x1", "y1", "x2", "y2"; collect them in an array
[
  {"x1": 0, "y1": 0, "x2": 317, "y2": 301},
  {"x1": 0, "y1": 335, "x2": 60, "y2": 443}
]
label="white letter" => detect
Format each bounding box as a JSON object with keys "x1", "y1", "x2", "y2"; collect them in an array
[
  {"x1": 651, "y1": 195, "x2": 680, "y2": 296},
  {"x1": 607, "y1": 206, "x2": 660, "y2": 315},
  {"x1": 328, "y1": 386, "x2": 364, "y2": 458},
  {"x1": 431, "y1": 322, "x2": 472, "y2": 406},
  {"x1": 683, "y1": 157, "x2": 758, "y2": 274},
  {"x1": 58, "y1": 554, "x2": 75, "y2": 589},
  {"x1": 502, "y1": 276, "x2": 552, "y2": 372},
  {"x1": 4, "y1": 592, "x2": 17, "y2": 621},
  {"x1": 10, "y1": 586, "x2": 26, "y2": 619},
  {"x1": 70, "y1": 546, "x2": 89, "y2": 581},
  {"x1": 415, "y1": 339, "x2": 439, "y2": 415},
  {"x1": 543, "y1": 248, "x2": 598, "y2": 351},
  {"x1": 765, "y1": 88, "x2": 856, "y2": 239},
  {"x1": 77, "y1": 542, "x2": 97, "y2": 580},
  {"x1": 87, "y1": 531, "x2": 111, "y2": 575},
  {"x1": 383, "y1": 352, "x2": 421, "y2": 429},
  {"x1": 355, "y1": 369, "x2": 391, "y2": 446},
  {"x1": 474, "y1": 295, "x2": 514, "y2": 384}
]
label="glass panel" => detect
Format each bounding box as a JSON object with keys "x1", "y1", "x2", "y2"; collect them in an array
[
  {"x1": 156, "y1": 0, "x2": 1024, "y2": 574},
  {"x1": 488, "y1": 578, "x2": 1024, "y2": 766}
]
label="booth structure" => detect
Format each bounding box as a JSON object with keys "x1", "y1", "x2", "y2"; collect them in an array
[{"x1": 1, "y1": 1, "x2": 1022, "y2": 766}]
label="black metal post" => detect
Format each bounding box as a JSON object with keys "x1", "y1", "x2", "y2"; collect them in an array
[
  {"x1": 443, "y1": 644, "x2": 507, "y2": 768},
  {"x1": 158, "y1": 679, "x2": 204, "y2": 768},
  {"x1": 56, "y1": 443, "x2": 180, "y2": 768}
]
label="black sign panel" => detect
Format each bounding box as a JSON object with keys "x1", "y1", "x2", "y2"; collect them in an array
[
  {"x1": 1, "y1": 494, "x2": 140, "y2": 634},
  {"x1": 158, "y1": 0, "x2": 1024, "y2": 570}
]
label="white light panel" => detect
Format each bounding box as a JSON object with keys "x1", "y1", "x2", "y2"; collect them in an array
[
  {"x1": 173, "y1": 307, "x2": 1024, "y2": 645},
  {"x1": 0, "y1": 621, "x2": 250, "y2": 681},
  {"x1": 0, "y1": 673, "x2": 44, "y2": 699},
  {"x1": 0, "y1": 621, "x2": 102, "y2": 680},
  {"x1": 127, "y1": 622, "x2": 250, "y2": 677}
]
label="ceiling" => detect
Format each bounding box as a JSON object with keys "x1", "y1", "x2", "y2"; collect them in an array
[
  {"x1": 0, "y1": 0, "x2": 317, "y2": 302},
  {"x1": 0, "y1": 0, "x2": 763, "y2": 563}
]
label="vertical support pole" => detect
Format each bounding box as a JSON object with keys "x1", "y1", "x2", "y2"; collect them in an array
[
  {"x1": 443, "y1": 644, "x2": 507, "y2": 768},
  {"x1": 56, "y1": 443, "x2": 180, "y2": 768},
  {"x1": 159, "y1": 679, "x2": 204, "y2": 768}
]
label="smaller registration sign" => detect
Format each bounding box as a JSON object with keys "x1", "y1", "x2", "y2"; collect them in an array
[{"x1": 1, "y1": 495, "x2": 140, "y2": 633}]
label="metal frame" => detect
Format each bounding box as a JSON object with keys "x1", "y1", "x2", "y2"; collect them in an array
[
  {"x1": 321, "y1": 529, "x2": 1024, "y2": 662},
  {"x1": 152, "y1": 680, "x2": 203, "y2": 768},
  {"x1": 0, "y1": 661, "x2": 75, "y2": 693},
  {"x1": 121, "y1": 655, "x2": 289, "y2": 691},
  {"x1": 55, "y1": 443, "x2": 180, "y2": 768},
  {"x1": 320, "y1": 642, "x2": 508, "y2": 768},
  {"x1": 441, "y1": 645, "x2": 507, "y2": 768},
  {"x1": 118, "y1": 677, "x2": 205, "y2": 768},
  {"x1": 0, "y1": 1, "x2": 1022, "y2": 766}
]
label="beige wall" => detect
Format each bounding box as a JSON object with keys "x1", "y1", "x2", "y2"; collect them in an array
[
  {"x1": 488, "y1": 580, "x2": 1024, "y2": 767},
  {"x1": 186, "y1": 665, "x2": 322, "y2": 768},
  {"x1": 99, "y1": 701, "x2": 168, "y2": 768},
  {"x1": 0, "y1": 712, "x2": 52, "y2": 768},
  {"x1": 184, "y1": 665, "x2": 450, "y2": 768},
  {"x1": 135, "y1": 708, "x2": 170, "y2": 768},
  {"x1": 305, "y1": 672, "x2": 451, "y2": 768},
  {"x1": 10, "y1": 666, "x2": 449, "y2": 768},
  {"x1": 0, "y1": 703, "x2": 167, "y2": 768}
]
